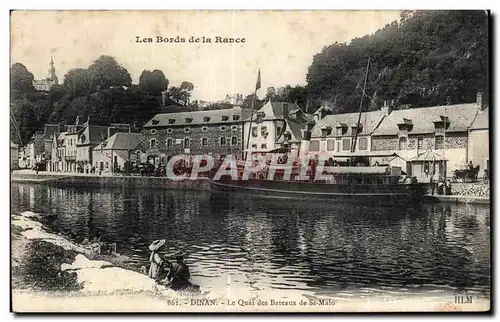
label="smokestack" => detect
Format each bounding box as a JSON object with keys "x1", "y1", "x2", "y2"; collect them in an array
[
  {"x1": 282, "y1": 103, "x2": 289, "y2": 119},
  {"x1": 298, "y1": 123, "x2": 313, "y2": 159},
  {"x1": 161, "y1": 91, "x2": 168, "y2": 107}
]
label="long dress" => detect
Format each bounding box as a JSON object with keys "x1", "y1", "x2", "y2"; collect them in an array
[{"x1": 148, "y1": 252, "x2": 165, "y2": 280}]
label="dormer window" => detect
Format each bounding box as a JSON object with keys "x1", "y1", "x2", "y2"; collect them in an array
[
  {"x1": 150, "y1": 129, "x2": 157, "y2": 135},
  {"x1": 167, "y1": 128, "x2": 173, "y2": 134},
  {"x1": 202, "y1": 126, "x2": 208, "y2": 132},
  {"x1": 204, "y1": 117, "x2": 211, "y2": 123},
  {"x1": 232, "y1": 115, "x2": 240, "y2": 121},
  {"x1": 185, "y1": 118, "x2": 193, "y2": 124},
  {"x1": 152, "y1": 120, "x2": 159, "y2": 125},
  {"x1": 184, "y1": 127, "x2": 191, "y2": 133},
  {"x1": 168, "y1": 119, "x2": 175, "y2": 124},
  {"x1": 221, "y1": 115, "x2": 229, "y2": 122},
  {"x1": 321, "y1": 126, "x2": 332, "y2": 137}
]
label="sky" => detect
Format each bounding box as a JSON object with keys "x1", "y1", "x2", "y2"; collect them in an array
[{"x1": 11, "y1": 10, "x2": 401, "y2": 102}]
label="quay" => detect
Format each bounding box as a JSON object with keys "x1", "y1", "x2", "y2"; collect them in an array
[{"x1": 11, "y1": 170, "x2": 489, "y2": 205}]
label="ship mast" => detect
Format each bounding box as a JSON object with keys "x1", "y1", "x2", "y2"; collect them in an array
[{"x1": 351, "y1": 58, "x2": 370, "y2": 164}]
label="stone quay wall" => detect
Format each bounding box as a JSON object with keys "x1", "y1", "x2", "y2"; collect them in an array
[{"x1": 10, "y1": 172, "x2": 210, "y2": 191}]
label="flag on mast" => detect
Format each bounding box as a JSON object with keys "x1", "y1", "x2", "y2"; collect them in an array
[{"x1": 255, "y1": 69, "x2": 261, "y2": 92}]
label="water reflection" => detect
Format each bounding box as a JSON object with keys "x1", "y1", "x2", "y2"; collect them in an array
[{"x1": 11, "y1": 183, "x2": 490, "y2": 298}]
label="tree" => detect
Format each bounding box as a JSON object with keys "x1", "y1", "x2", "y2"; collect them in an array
[
  {"x1": 180, "y1": 81, "x2": 194, "y2": 105},
  {"x1": 63, "y1": 68, "x2": 90, "y2": 97},
  {"x1": 265, "y1": 86, "x2": 276, "y2": 101},
  {"x1": 87, "y1": 55, "x2": 132, "y2": 92},
  {"x1": 168, "y1": 86, "x2": 183, "y2": 105},
  {"x1": 138, "y1": 69, "x2": 169, "y2": 95},
  {"x1": 11, "y1": 63, "x2": 35, "y2": 97}
]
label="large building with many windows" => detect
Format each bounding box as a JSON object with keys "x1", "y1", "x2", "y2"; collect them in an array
[{"x1": 143, "y1": 107, "x2": 252, "y2": 164}]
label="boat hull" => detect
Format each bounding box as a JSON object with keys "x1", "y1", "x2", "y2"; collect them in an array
[{"x1": 209, "y1": 178, "x2": 428, "y2": 206}]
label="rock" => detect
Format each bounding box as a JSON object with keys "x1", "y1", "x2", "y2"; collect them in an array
[
  {"x1": 61, "y1": 254, "x2": 112, "y2": 271},
  {"x1": 75, "y1": 266, "x2": 157, "y2": 294}
]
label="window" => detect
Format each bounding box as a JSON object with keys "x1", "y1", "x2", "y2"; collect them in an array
[
  {"x1": 222, "y1": 115, "x2": 229, "y2": 122},
  {"x1": 398, "y1": 137, "x2": 407, "y2": 150},
  {"x1": 202, "y1": 126, "x2": 208, "y2": 132},
  {"x1": 220, "y1": 126, "x2": 227, "y2": 131},
  {"x1": 166, "y1": 138, "x2": 172, "y2": 148},
  {"x1": 204, "y1": 117, "x2": 211, "y2": 122},
  {"x1": 150, "y1": 139, "x2": 157, "y2": 149},
  {"x1": 231, "y1": 125, "x2": 238, "y2": 131},
  {"x1": 220, "y1": 137, "x2": 226, "y2": 146},
  {"x1": 435, "y1": 135, "x2": 444, "y2": 149},
  {"x1": 185, "y1": 118, "x2": 193, "y2": 124},
  {"x1": 201, "y1": 138, "x2": 208, "y2": 146},
  {"x1": 309, "y1": 140, "x2": 320, "y2": 151},
  {"x1": 150, "y1": 129, "x2": 157, "y2": 135},
  {"x1": 261, "y1": 144, "x2": 267, "y2": 149},
  {"x1": 327, "y1": 139, "x2": 335, "y2": 151},
  {"x1": 136, "y1": 151, "x2": 141, "y2": 159},
  {"x1": 167, "y1": 128, "x2": 173, "y2": 134},
  {"x1": 152, "y1": 120, "x2": 159, "y2": 125},
  {"x1": 184, "y1": 138, "x2": 191, "y2": 148},
  {"x1": 184, "y1": 127, "x2": 191, "y2": 133},
  {"x1": 417, "y1": 137, "x2": 424, "y2": 149},
  {"x1": 261, "y1": 126, "x2": 268, "y2": 137},
  {"x1": 276, "y1": 126, "x2": 282, "y2": 136},
  {"x1": 342, "y1": 138, "x2": 351, "y2": 151},
  {"x1": 358, "y1": 137, "x2": 368, "y2": 151},
  {"x1": 251, "y1": 144, "x2": 257, "y2": 149},
  {"x1": 251, "y1": 126, "x2": 258, "y2": 137},
  {"x1": 168, "y1": 119, "x2": 175, "y2": 124},
  {"x1": 232, "y1": 115, "x2": 240, "y2": 121},
  {"x1": 336, "y1": 128, "x2": 343, "y2": 136},
  {"x1": 231, "y1": 137, "x2": 237, "y2": 145}
]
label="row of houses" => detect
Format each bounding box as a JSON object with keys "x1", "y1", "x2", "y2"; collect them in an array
[{"x1": 16, "y1": 93, "x2": 489, "y2": 182}]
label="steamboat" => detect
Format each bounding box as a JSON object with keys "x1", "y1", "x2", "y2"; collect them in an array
[{"x1": 208, "y1": 59, "x2": 428, "y2": 205}]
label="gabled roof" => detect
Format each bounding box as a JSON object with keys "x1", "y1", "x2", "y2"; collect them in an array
[
  {"x1": 43, "y1": 124, "x2": 62, "y2": 140},
  {"x1": 144, "y1": 107, "x2": 251, "y2": 127},
  {"x1": 372, "y1": 103, "x2": 480, "y2": 136},
  {"x1": 94, "y1": 133, "x2": 147, "y2": 151},
  {"x1": 311, "y1": 110, "x2": 385, "y2": 138},
  {"x1": 275, "y1": 120, "x2": 305, "y2": 143},
  {"x1": 245, "y1": 100, "x2": 312, "y2": 123},
  {"x1": 470, "y1": 107, "x2": 489, "y2": 130},
  {"x1": 410, "y1": 150, "x2": 447, "y2": 162}
]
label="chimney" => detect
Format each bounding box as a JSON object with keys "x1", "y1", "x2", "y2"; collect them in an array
[
  {"x1": 380, "y1": 101, "x2": 392, "y2": 116},
  {"x1": 446, "y1": 96, "x2": 452, "y2": 105},
  {"x1": 476, "y1": 92, "x2": 483, "y2": 109},
  {"x1": 299, "y1": 126, "x2": 312, "y2": 159},
  {"x1": 161, "y1": 91, "x2": 168, "y2": 107},
  {"x1": 282, "y1": 103, "x2": 289, "y2": 119},
  {"x1": 75, "y1": 115, "x2": 80, "y2": 125}
]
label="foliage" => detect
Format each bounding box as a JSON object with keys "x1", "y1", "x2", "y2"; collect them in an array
[
  {"x1": 180, "y1": 81, "x2": 195, "y2": 105},
  {"x1": 11, "y1": 63, "x2": 35, "y2": 98},
  {"x1": 139, "y1": 69, "x2": 169, "y2": 95},
  {"x1": 87, "y1": 55, "x2": 132, "y2": 92},
  {"x1": 306, "y1": 10, "x2": 489, "y2": 113}
]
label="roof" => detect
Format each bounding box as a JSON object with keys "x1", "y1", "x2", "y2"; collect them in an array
[
  {"x1": 275, "y1": 120, "x2": 305, "y2": 143},
  {"x1": 43, "y1": 124, "x2": 62, "y2": 140},
  {"x1": 144, "y1": 107, "x2": 251, "y2": 127},
  {"x1": 87, "y1": 125, "x2": 109, "y2": 145},
  {"x1": 372, "y1": 104, "x2": 480, "y2": 136},
  {"x1": 311, "y1": 110, "x2": 385, "y2": 137},
  {"x1": 245, "y1": 100, "x2": 313, "y2": 123},
  {"x1": 410, "y1": 150, "x2": 448, "y2": 162},
  {"x1": 94, "y1": 133, "x2": 147, "y2": 151},
  {"x1": 470, "y1": 108, "x2": 489, "y2": 130}
]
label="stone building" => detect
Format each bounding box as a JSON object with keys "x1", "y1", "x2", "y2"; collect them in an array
[
  {"x1": 309, "y1": 105, "x2": 387, "y2": 159},
  {"x1": 143, "y1": 107, "x2": 252, "y2": 164},
  {"x1": 92, "y1": 132, "x2": 148, "y2": 173},
  {"x1": 33, "y1": 57, "x2": 58, "y2": 92},
  {"x1": 371, "y1": 99, "x2": 481, "y2": 181},
  {"x1": 468, "y1": 106, "x2": 489, "y2": 177},
  {"x1": 11, "y1": 141, "x2": 19, "y2": 170},
  {"x1": 242, "y1": 100, "x2": 313, "y2": 159},
  {"x1": 25, "y1": 132, "x2": 45, "y2": 169}
]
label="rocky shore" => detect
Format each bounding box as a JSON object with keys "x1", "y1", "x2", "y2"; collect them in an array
[{"x1": 11, "y1": 211, "x2": 490, "y2": 312}]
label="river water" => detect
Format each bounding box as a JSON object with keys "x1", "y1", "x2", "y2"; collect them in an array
[{"x1": 11, "y1": 183, "x2": 490, "y2": 300}]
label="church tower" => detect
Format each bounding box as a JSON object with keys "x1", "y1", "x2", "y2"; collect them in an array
[{"x1": 48, "y1": 56, "x2": 58, "y2": 84}]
